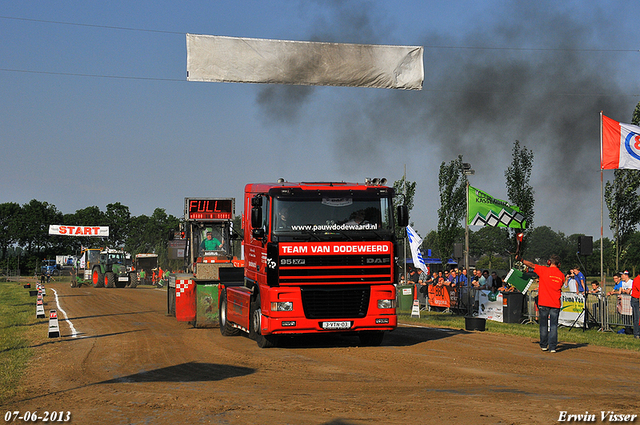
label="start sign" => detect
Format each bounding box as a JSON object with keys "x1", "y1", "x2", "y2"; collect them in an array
[{"x1": 49, "y1": 225, "x2": 109, "y2": 237}]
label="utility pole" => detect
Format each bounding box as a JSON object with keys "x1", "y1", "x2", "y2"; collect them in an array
[{"x1": 462, "y1": 163, "x2": 475, "y2": 271}]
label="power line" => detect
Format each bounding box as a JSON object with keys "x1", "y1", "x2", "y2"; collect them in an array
[
  {"x1": 0, "y1": 15, "x2": 183, "y2": 35},
  {"x1": 0, "y1": 67, "x2": 184, "y2": 82},
  {"x1": 1, "y1": 67, "x2": 638, "y2": 97},
  {"x1": 1, "y1": 15, "x2": 638, "y2": 53},
  {"x1": 423, "y1": 44, "x2": 639, "y2": 53}
]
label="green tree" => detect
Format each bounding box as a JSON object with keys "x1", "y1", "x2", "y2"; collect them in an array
[
  {"x1": 469, "y1": 227, "x2": 511, "y2": 268},
  {"x1": 67, "y1": 206, "x2": 107, "y2": 250},
  {"x1": 393, "y1": 176, "x2": 416, "y2": 238},
  {"x1": 105, "y1": 202, "x2": 131, "y2": 248},
  {"x1": 126, "y1": 208, "x2": 180, "y2": 269},
  {"x1": 0, "y1": 202, "x2": 21, "y2": 261},
  {"x1": 522, "y1": 226, "x2": 566, "y2": 265},
  {"x1": 504, "y1": 140, "x2": 535, "y2": 253},
  {"x1": 475, "y1": 255, "x2": 508, "y2": 271},
  {"x1": 437, "y1": 155, "x2": 467, "y2": 265},
  {"x1": 421, "y1": 230, "x2": 441, "y2": 260},
  {"x1": 18, "y1": 199, "x2": 62, "y2": 255}
]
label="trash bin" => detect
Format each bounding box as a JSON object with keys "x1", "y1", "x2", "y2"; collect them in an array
[
  {"x1": 502, "y1": 292, "x2": 524, "y2": 323},
  {"x1": 397, "y1": 284, "x2": 415, "y2": 311},
  {"x1": 465, "y1": 316, "x2": 486, "y2": 331}
]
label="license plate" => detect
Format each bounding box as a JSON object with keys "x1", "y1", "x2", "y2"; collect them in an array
[
  {"x1": 118, "y1": 277, "x2": 129, "y2": 282},
  {"x1": 322, "y1": 321, "x2": 352, "y2": 330}
]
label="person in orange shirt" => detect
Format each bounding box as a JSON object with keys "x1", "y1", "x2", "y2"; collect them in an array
[
  {"x1": 631, "y1": 275, "x2": 640, "y2": 339},
  {"x1": 519, "y1": 254, "x2": 565, "y2": 353}
]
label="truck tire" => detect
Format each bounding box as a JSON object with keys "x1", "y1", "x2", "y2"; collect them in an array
[
  {"x1": 92, "y1": 267, "x2": 104, "y2": 288},
  {"x1": 105, "y1": 272, "x2": 116, "y2": 288},
  {"x1": 358, "y1": 331, "x2": 385, "y2": 347},
  {"x1": 128, "y1": 272, "x2": 138, "y2": 288},
  {"x1": 250, "y1": 295, "x2": 277, "y2": 348},
  {"x1": 219, "y1": 291, "x2": 240, "y2": 336}
]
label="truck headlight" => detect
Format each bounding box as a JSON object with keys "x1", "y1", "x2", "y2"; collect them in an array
[
  {"x1": 378, "y1": 299, "x2": 396, "y2": 309},
  {"x1": 271, "y1": 302, "x2": 294, "y2": 312}
]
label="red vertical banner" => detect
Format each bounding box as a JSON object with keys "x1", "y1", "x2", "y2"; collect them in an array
[{"x1": 175, "y1": 279, "x2": 196, "y2": 322}]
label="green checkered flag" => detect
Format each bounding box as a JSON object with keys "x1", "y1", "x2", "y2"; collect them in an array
[{"x1": 467, "y1": 186, "x2": 526, "y2": 229}]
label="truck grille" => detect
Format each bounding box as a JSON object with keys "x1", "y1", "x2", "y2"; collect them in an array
[{"x1": 300, "y1": 285, "x2": 370, "y2": 319}]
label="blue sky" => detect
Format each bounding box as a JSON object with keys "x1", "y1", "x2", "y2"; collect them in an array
[{"x1": 1, "y1": 0, "x2": 639, "y2": 242}]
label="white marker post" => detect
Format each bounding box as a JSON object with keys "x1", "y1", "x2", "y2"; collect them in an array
[
  {"x1": 36, "y1": 298, "x2": 45, "y2": 318},
  {"x1": 48, "y1": 310, "x2": 60, "y2": 338},
  {"x1": 411, "y1": 288, "x2": 421, "y2": 318}
]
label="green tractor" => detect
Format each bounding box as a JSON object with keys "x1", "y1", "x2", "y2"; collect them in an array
[{"x1": 91, "y1": 248, "x2": 138, "y2": 288}]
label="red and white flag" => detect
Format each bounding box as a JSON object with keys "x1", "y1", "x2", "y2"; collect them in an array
[{"x1": 601, "y1": 114, "x2": 640, "y2": 170}]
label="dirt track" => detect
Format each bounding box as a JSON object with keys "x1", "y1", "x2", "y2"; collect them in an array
[{"x1": 3, "y1": 280, "x2": 640, "y2": 425}]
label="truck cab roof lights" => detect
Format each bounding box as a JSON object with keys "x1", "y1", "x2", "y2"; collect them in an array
[{"x1": 365, "y1": 177, "x2": 387, "y2": 186}]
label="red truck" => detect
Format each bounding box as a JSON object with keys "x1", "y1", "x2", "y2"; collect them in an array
[{"x1": 218, "y1": 180, "x2": 408, "y2": 347}]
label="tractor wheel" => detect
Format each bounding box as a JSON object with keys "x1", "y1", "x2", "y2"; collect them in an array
[
  {"x1": 92, "y1": 267, "x2": 104, "y2": 288},
  {"x1": 128, "y1": 272, "x2": 138, "y2": 288},
  {"x1": 105, "y1": 272, "x2": 116, "y2": 288},
  {"x1": 219, "y1": 291, "x2": 240, "y2": 336},
  {"x1": 250, "y1": 295, "x2": 277, "y2": 348}
]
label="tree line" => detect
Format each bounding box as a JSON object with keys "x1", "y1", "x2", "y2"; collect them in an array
[{"x1": 0, "y1": 200, "x2": 179, "y2": 274}]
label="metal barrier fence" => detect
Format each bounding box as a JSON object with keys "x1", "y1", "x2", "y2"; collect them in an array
[
  {"x1": 1, "y1": 270, "x2": 21, "y2": 280},
  {"x1": 523, "y1": 290, "x2": 635, "y2": 329},
  {"x1": 418, "y1": 285, "x2": 636, "y2": 330}
]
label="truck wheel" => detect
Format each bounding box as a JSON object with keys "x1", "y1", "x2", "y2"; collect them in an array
[
  {"x1": 219, "y1": 291, "x2": 240, "y2": 336},
  {"x1": 250, "y1": 295, "x2": 277, "y2": 348},
  {"x1": 92, "y1": 267, "x2": 104, "y2": 288},
  {"x1": 105, "y1": 272, "x2": 115, "y2": 288},
  {"x1": 358, "y1": 331, "x2": 385, "y2": 347},
  {"x1": 128, "y1": 273, "x2": 138, "y2": 288}
]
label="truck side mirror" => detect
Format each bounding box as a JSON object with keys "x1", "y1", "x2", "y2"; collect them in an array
[
  {"x1": 397, "y1": 205, "x2": 409, "y2": 228},
  {"x1": 251, "y1": 206, "x2": 262, "y2": 229}
]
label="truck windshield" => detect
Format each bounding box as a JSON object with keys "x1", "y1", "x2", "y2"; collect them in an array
[
  {"x1": 107, "y1": 253, "x2": 124, "y2": 264},
  {"x1": 272, "y1": 196, "x2": 393, "y2": 240}
]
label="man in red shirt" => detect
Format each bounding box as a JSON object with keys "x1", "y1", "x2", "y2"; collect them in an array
[
  {"x1": 631, "y1": 275, "x2": 640, "y2": 339},
  {"x1": 520, "y1": 254, "x2": 565, "y2": 352}
]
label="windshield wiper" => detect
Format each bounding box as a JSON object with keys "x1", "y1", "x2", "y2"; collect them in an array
[{"x1": 298, "y1": 230, "x2": 322, "y2": 241}]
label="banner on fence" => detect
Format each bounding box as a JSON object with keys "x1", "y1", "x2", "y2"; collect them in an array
[
  {"x1": 428, "y1": 284, "x2": 451, "y2": 308},
  {"x1": 477, "y1": 290, "x2": 504, "y2": 322},
  {"x1": 559, "y1": 293, "x2": 584, "y2": 327}
]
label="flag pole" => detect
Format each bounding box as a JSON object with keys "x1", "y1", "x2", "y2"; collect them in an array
[
  {"x1": 600, "y1": 111, "x2": 608, "y2": 332},
  {"x1": 403, "y1": 164, "x2": 407, "y2": 286}
]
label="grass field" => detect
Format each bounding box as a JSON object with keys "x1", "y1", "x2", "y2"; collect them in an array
[{"x1": 0, "y1": 278, "x2": 46, "y2": 404}]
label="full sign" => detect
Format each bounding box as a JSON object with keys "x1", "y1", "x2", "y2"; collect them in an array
[{"x1": 185, "y1": 198, "x2": 233, "y2": 221}]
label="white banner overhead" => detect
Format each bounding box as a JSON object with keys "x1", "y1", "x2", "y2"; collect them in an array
[
  {"x1": 48, "y1": 225, "x2": 109, "y2": 237},
  {"x1": 186, "y1": 34, "x2": 424, "y2": 90}
]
